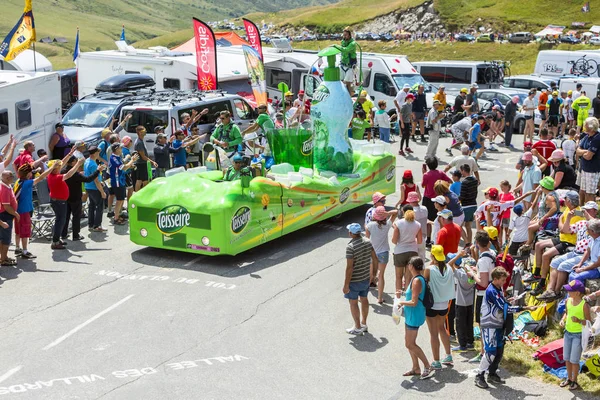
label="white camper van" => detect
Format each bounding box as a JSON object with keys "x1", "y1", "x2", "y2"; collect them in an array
[
  {"x1": 412, "y1": 61, "x2": 503, "y2": 91},
  {"x1": 558, "y1": 77, "x2": 600, "y2": 97},
  {"x1": 0, "y1": 71, "x2": 61, "y2": 152},
  {"x1": 534, "y1": 50, "x2": 600, "y2": 78}
]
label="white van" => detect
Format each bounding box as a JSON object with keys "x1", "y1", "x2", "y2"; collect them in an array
[
  {"x1": 0, "y1": 71, "x2": 62, "y2": 153},
  {"x1": 534, "y1": 50, "x2": 600, "y2": 78},
  {"x1": 558, "y1": 77, "x2": 600, "y2": 97},
  {"x1": 119, "y1": 91, "x2": 257, "y2": 156},
  {"x1": 412, "y1": 61, "x2": 503, "y2": 91}
]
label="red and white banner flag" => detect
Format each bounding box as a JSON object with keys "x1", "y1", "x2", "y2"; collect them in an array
[
  {"x1": 243, "y1": 18, "x2": 263, "y2": 61},
  {"x1": 193, "y1": 18, "x2": 217, "y2": 91}
]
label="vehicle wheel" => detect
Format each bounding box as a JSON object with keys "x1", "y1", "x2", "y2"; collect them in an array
[{"x1": 516, "y1": 119, "x2": 525, "y2": 134}]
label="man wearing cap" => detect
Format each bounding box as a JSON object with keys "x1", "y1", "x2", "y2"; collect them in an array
[
  {"x1": 454, "y1": 88, "x2": 468, "y2": 115},
  {"x1": 109, "y1": 143, "x2": 138, "y2": 225},
  {"x1": 465, "y1": 84, "x2": 479, "y2": 116},
  {"x1": 49, "y1": 123, "x2": 71, "y2": 160},
  {"x1": 573, "y1": 90, "x2": 591, "y2": 135},
  {"x1": 433, "y1": 85, "x2": 447, "y2": 108},
  {"x1": 537, "y1": 201, "x2": 598, "y2": 300},
  {"x1": 430, "y1": 195, "x2": 448, "y2": 244},
  {"x1": 84, "y1": 146, "x2": 107, "y2": 232},
  {"x1": 411, "y1": 84, "x2": 428, "y2": 142},
  {"x1": 343, "y1": 222, "x2": 376, "y2": 335},
  {"x1": 528, "y1": 190, "x2": 585, "y2": 296},
  {"x1": 502, "y1": 96, "x2": 519, "y2": 148},
  {"x1": 568, "y1": 219, "x2": 600, "y2": 284},
  {"x1": 399, "y1": 94, "x2": 415, "y2": 155},
  {"x1": 338, "y1": 27, "x2": 358, "y2": 94},
  {"x1": 394, "y1": 84, "x2": 411, "y2": 114},
  {"x1": 211, "y1": 111, "x2": 243, "y2": 154},
  {"x1": 437, "y1": 209, "x2": 461, "y2": 253},
  {"x1": 153, "y1": 134, "x2": 172, "y2": 177},
  {"x1": 72, "y1": 141, "x2": 86, "y2": 160},
  {"x1": 223, "y1": 154, "x2": 245, "y2": 181},
  {"x1": 426, "y1": 100, "x2": 445, "y2": 158},
  {"x1": 546, "y1": 91, "x2": 563, "y2": 138},
  {"x1": 538, "y1": 88, "x2": 549, "y2": 131},
  {"x1": 458, "y1": 164, "x2": 479, "y2": 245},
  {"x1": 445, "y1": 145, "x2": 480, "y2": 183}
]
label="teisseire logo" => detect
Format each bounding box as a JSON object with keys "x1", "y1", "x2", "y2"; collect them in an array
[
  {"x1": 301, "y1": 137, "x2": 314, "y2": 155},
  {"x1": 156, "y1": 205, "x2": 191, "y2": 235},
  {"x1": 311, "y1": 85, "x2": 330, "y2": 103},
  {"x1": 232, "y1": 206, "x2": 251, "y2": 234}
]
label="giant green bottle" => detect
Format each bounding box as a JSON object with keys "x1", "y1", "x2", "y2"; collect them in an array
[{"x1": 310, "y1": 47, "x2": 354, "y2": 174}]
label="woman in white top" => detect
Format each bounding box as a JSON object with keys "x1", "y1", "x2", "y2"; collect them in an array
[
  {"x1": 424, "y1": 245, "x2": 455, "y2": 369},
  {"x1": 522, "y1": 91, "x2": 537, "y2": 143},
  {"x1": 366, "y1": 206, "x2": 398, "y2": 304},
  {"x1": 407, "y1": 191, "x2": 428, "y2": 259},
  {"x1": 391, "y1": 206, "x2": 422, "y2": 297}
]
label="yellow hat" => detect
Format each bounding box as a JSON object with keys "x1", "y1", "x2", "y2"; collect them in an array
[
  {"x1": 460, "y1": 88, "x2": 468, "y2": 93},
  {"x1": 360, "y1": 90, "x2": 368, "y2": 97},
  {"x1": 47, "y1": 159, "x2": 62, "y2": 170},
  {"x1": 431, "y1": 245, "x2": 446, "y2": 262},
  {"x1": 285, "y1": 91, "x2": 293, "y2": 96},
  {"x1": 568, "y1": 90, "x2": 573, "y2": 95},
  {"x1": 552, "y1": 91, "x2": 559, "y2": 96},
  {"x1": 101, "y1": 128, "x2": 111, "y2": 138},
  {"x1": 484, "y1": 226, "x2": 498, "y2": 240}
]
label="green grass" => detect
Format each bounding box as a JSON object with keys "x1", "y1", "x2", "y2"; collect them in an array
[
  {"x1": 502, "y1": 323, "x2": 600, "y2": 395},
  {"x1": 292, "y1": 40, "x2": 600, "y2": 76},
  {"x1": 247, "y1": 0, "x2": 424, "y2": 33}
]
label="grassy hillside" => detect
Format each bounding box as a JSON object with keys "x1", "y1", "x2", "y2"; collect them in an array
[
  {"x1": 249, "y1": 0, "x2": 600, "y2": 31},
  {"x1": 247, "y1": 0, "x2": 424, "y2": 33},
  {"x1": 2, "y1": 0, "x2": 337, "y2": 68}
]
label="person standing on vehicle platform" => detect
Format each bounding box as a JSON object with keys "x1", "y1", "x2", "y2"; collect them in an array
[{"x1": 337, "y1": 27, "x2": 357, "y2": 95}]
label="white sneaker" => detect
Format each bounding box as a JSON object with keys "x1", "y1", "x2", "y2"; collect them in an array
[
  {"x1": 360, "y1": 324, "x2": 368, "y2": 332},
  {"x1": 346, "y1": 326, "x2": 364, "y2": 335}
]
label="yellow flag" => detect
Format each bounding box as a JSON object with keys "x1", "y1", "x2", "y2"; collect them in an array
[{"x1": 0, "y1": 0, "x2": 36, "y2": 61}]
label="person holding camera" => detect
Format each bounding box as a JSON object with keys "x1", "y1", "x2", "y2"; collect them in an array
[{"x1": 426, "y1": 100, "x2": 445, "y2": 158}]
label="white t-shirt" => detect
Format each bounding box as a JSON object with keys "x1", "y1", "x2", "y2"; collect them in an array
[
  {"x1": 448, "y1": 154, "x2": 479, "y2": 172},
  {"x1": 509, "y1": 209, "x2": 533, "y2": 243},
  {"x1": 413, "y1": 205, "x2": 428, "y2": 239},
  {"x1": 395, "y1": 90, "x2": 408, "y2": 109},
  {"x1": 393, "y1": 219, "x2": 421, "y2": 254},
  {"x1": 366, "y1": 220, "x2": 391, "y2": 254},
  {"x1": 572, "y1": 90, "x2": 581, "y2": 101},
  {"x1": 562, "y1": 97, "x2": 572, "y2": 117},
  {"x1": 523, "y1": 97, "x2": 536, "y2": 116},
  {"x1": 365, "y1": 207, "x2": 375, "y2": 227},
  {"x1": 476, "y1": 249, "x2": 496, "y2": 295},
  {"x1": 373, "y1": 110, "x2": 391, "y2": 129}
]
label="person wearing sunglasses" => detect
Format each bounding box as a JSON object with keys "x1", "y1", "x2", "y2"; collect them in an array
[
  {"x1": 211, "y1": 111, "x2": 243, "y2": 153},
  {"x1": 223, "y1": 153, "x2": 245, "y2": 181}
]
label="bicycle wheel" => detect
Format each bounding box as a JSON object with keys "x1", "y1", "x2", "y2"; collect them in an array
[
  {"x1": 483, "y1": 67, "x2": 493, "y2": 84},
  {"x1": 586, "y1": 59, "x2": 598, "y2": 75},
  {"x1": 573, "y1": 59, "x2": 588, "y2": 75}
]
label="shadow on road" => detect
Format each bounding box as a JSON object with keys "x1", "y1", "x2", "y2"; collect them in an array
[{"x1": 348, "y1": 332, "x2": 389, "y2": 352}]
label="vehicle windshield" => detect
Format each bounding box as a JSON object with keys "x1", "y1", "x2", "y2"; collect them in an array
[
  {"x1": 62, "y1": 101, "x2": 117, "y2": 128},
  {"x1": 392, "y1": 74, "x2": 430, "y2": 92}
]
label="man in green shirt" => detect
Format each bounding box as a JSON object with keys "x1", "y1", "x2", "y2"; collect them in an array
[
  {"x1": 211, "y1": 111, "x2": 243, "y2": 153},
  {"x1": 223, "y1": 153, "x2": 244, "y2": 181},
  {"x1": 337, "y1": 27, "x2": 358, "y2": 94},
  {"x1": 241, "y1": 104, "x2": 274, "y2": 157}
]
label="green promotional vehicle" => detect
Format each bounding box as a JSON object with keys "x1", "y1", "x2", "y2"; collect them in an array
[{"x1": 129, "y1": 46, "x2": 396, "y2": 256}]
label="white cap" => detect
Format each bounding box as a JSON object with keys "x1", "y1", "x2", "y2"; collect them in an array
[
  {"x1": 403, "y1": 84, "x2": 411, "y2": 89},
  {"x1": 433, "y1": 195, "x2": 447, "y2": 205},
  {"x1": 583, "y1": 201, "x2": 599, "y2": 211},
  {"x1": 471, "y1": 83, "x2": 479, "y2": 88}
]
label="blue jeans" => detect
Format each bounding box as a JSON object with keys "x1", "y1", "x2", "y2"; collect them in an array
[
  {"x1": 378, "y1": 127, "x2": 390, "y2": 143},
  {"x1": 87, "y1": 189, "x2": 103, "y2": 229},
  {"x1": 569, "y1": 268, "x2": 600, "y2": 283},
  {"x1": 563, "y1": 331, "x2": 583, "y2": 364},
  {"x1": 50, "y1": 199, "x2": 67, "y2": 243}
]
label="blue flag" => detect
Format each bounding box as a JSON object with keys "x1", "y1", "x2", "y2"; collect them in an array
[
  {"x1": 73, "y1": 28, "x2": 80, "y2": 64},
  {"x1": 120, "y1": 25, "x2": 126, "y2": 42}
]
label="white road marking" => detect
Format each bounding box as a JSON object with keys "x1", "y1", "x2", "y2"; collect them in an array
[
  {"x1": 43, "y1": 295, "x2": 135, "y2": 351},
  {"x1": 0, "y1": 366, "x2": 22, "y2": 384},
  {"x1": 184, "y1": 255, "x2": 205, "y2": 267}
]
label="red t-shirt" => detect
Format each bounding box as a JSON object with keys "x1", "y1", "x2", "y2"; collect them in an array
[
  {"x1": 499, "y1": 192, "x2": 515, "y2": 220},
  {"x1": 436, "y1": 222, "x2": 461, "y2": 253},
  {"x1": 47, "y1": 174, "x2": 69, "y2": 201},
  {"x1": 538, "y1": 92, "x2": 548, "y2": 111},
  {"x1": 532, "y1": 140, "x2": 556, "y2": 160},
  {"x1": 0, "y1": 182, "x2": 17, "y2": 213},
  {"x1": 422, "y1": 170, "x2": 451, "y2": 199},
  {"x1": 13, "y1": 150, "x2": 34, "y2": 170}
]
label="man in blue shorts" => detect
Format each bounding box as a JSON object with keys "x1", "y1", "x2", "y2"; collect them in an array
[{"x1": 344, "y1": 223, "x2": 377, "y2": 335}]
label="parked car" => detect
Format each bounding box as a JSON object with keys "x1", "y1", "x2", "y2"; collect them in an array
[
  {"x1": 456, "y1": 34, "x2": 475, "y2": 42},
  {"x1": 355, "y1": 32, "x2": 368, "y2": 40},
  {"x1": 590, "y1": 36, "x2": 600, "y2": 46},
  {"x1": 508, "y1": 32, "x2": 533, "y2": 43},
  {"x1": 560, "y1": 36, "x2": 581, "y2": 44},
  {"x1": 476, "y1": 33, "x2": 493, "y2": 43},
  {"x1": 381, "y1": 33, "x2": 394, "y2": 41},
  {"x1": 367, "y1": 33, "x2": 381, "y2": 41},
  {"x1": 503, "y1": 74, "x2": 553, "y2": 90}
]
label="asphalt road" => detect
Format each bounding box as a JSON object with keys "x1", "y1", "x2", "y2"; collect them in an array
[{"x1": 0, "y1": 133, "x2": 594, "y2": 399}]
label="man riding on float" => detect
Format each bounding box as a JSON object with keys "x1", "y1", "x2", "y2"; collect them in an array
[{"x1": 337, "y1": 27, "x2": 358, "y2": 95}]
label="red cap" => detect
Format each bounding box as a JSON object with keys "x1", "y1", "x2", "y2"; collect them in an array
[
  {"x1": 523, "y1": 141, "x2": 532, "y2": 147},
  {"x1": 488, "y1": 188, "x2": 499, "y2": 199},
  {"x1": 405, "y1": 94, "x2": 415, "y2": 100},
  {"x1": 298, "y1": 90, "x2": 305, "y2": 95},
  {"x1": 403, "y1": 170, "x2": 413, "y2": 179}
]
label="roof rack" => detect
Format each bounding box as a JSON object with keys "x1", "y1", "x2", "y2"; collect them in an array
[{"x1": 122, "y1": 89, "x2": 230, "y2": 107}]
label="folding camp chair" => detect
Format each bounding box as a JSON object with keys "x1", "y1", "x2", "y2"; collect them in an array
[{"x1": 31, "y1": 181, "x2": 55, "y2": 240}]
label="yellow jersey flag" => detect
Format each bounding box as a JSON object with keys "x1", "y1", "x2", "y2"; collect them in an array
[{"x1": 0, "y1": 0, "x2": 36, "y2": 62}]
